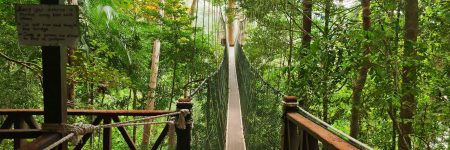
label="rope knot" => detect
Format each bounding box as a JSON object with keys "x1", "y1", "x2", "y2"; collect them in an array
[
  {"x1": 176, "y1": 109, "x2": 190, "y2": 129},
  {"x1": 66, "y1": 123, "x2": 97, "y2": 144}
]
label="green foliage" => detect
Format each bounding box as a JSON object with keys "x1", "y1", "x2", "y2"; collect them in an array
[
  {"x1": 240, "y1": 0, "x2": 449, "y2": 149},
  {"x1": 0, "y1": 0, "x2": 220, "y2": 149},
  {"x1": 0, "y1": 0, "x2": 41, "y2": 108},
  {"x1": 192, "y1": 47, "x2": 228, "y2": 149},
  {"x1": 1, "y1": 0, "x2": 448, "y2": 149},
  {"x1": 236, "y1": 44, "x2": 282, "y2": 149}
]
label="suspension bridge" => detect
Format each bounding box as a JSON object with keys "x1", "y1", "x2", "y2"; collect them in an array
[{"x1": 0, "y1": 0, "x2": 375, "y2": 150}]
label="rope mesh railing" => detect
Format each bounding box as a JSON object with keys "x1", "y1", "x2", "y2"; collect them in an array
[
  {"x1": 191, "y1": 47, "x2": 228, "y2": 150},
  {"x1": 235, "y1": 43, "x2": 373, "y2": 150},
  {"x1": 235, "y1": 44, "x2": 283, "y2": 149}
]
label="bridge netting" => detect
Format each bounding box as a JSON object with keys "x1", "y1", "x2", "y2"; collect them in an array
[
  {"x1": 188, "y1": 43, "x2": 285, "y2": 149},
  {"x1": 190, "y1": 47, "x2": 228, "y2": 149},
  {"x1": 235, "y1": 44, "x2": 284, "y2": 149}
]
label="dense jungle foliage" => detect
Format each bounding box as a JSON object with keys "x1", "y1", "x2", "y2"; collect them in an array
[
  {"x1": 240, "y1": 0, "x2": 449, "y2": 149},
  {"x1": 0, "y1": 0, "x2": 448, "y2": 149}
]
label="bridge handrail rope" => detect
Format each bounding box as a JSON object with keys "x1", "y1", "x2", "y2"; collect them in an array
[{"x1": 42, "y1": 109, "x2": 190, "y2": 150}]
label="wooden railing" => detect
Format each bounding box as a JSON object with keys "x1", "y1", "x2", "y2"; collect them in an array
[
  {"x1": 281, "y1": 96, "x2": 371, "y2": 150},
  {"x1": 0, "y1": 99, "x2": 193, "y2": 150}
]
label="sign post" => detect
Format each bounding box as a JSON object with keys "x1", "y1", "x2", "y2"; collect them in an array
[{"x1": 16, "y1": 0, "x2": 79, "y2": 149}]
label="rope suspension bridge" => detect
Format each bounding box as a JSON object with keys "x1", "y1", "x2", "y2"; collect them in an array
[{"x1": 0, "y1": 0, "x2": 375, "y2": 150}]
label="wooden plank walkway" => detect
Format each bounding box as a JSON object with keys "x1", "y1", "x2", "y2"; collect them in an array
[{"x1": 225, "y1": 45, "x2": 246, "y2": 150}]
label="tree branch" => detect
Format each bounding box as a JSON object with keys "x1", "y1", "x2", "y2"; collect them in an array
[{"x1": 0, "y1": 51, "x2": 42, "y2": 79}]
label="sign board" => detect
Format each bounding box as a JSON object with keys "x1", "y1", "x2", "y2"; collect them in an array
[{"x1": 15, "y1": 4, "x2": 80, "y2": 46}]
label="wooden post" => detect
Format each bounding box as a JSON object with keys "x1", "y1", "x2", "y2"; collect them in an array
[
  {"x1": 152, "y1": 125, "x2": 169, "y2": 150},
  {"x1": 112, "y1": 116, "x2": 137, "y2": 150},
  {"x1": 13, "y1": 116, "x2": 26, "y2": 149},
  {"x1": 41, "y1": 46, "x2": 68, "y2": 123},
  {"x1": 299, "y1": 130, "x2": 319, "y2": 150},
  {"x1": 282, "y1": 96, "x2": 299, "y2": 150},
  {"x1": 26, "y1": 0, "x2": 69, "y2": 150},
  {"x1": 103, "y1": 117, "x2": 112, "y2": 150},
  {"x1": 175, "y1": 98, "x2": 193, "y2": 150}
]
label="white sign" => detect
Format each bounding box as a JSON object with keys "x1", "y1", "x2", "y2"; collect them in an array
[{"x1": 15, "y1": 4, "x2": 80, "y2": 46}]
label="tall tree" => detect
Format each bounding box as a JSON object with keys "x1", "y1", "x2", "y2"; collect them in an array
[
  {"x1": 322, "y1": 0, "x2": 331, "y2": 122},
  {"x1": 300, "y1": 0, "x2": 312, "y2": 107},
  {"x1": 287, "y1": 0, "x2": 293, "y2": 91},
  {"x1": 189, "y1": 0, "x2": 197, "y2": 16},
  {"x1": 142, "y1": 0, "x2": 165, "y2": 148},
  {"x1": 350, "y1": 0, "x2": 371, "y2": 138},
  {"x1": 301, "y1": 0, "x2": 312, "y2": 49},
  {"x1": 399, "y1": 0, "x2": 419, "y2": 149},
  {"x1": 227, "y1": 0, "x2": 236, "y2": 46},
  {"x1": 67, "y1": 0, "x2": 77, "y2": 104}
]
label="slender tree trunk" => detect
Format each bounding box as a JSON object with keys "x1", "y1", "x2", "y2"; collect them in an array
[
  {"x1": 287, "y1": 13, "x2": 293, "y2": 92},
  {"x1": 67, "y1": 48, "x2": 75, "y2": 103},
  {"x1": 388, "y1": 2, "x2": 401, "y2": 149},
  {"x1": 388, "y1": 103, "x2": 399, "y2": 150},
  {"x1": 67, "y1": 0, "x2": 77, "y2": 104},
  {"x1": 132, "y1": 89, "x2": 137, "y2": 142},
  {"x1": 190, "y1": 0, "x2": 198, "y2": 16},
  {"x1": 168, "y1": 61, "x2": 177, "y2": 110},
  {"x1": 322, "y1": 0, "x2": 331, "y2": 123},
  {"x1": 399, "y1": 0, "x2": 418, "y2": 149},
  {"x1": 350, "y1": 0, "x2": 371, "y2": 138},
  {"x1": 300, "y1": 0, "x2": 312, "y2": 107},
  {"x1": 89, "y1": 83, "x2": 94, "y2": 105},
  {"x1": 227, "y1": 0, "x2": 236, "y2": 46},
  {"x1": 142, "y1": 0, "x2": 165, "y2": 148},
  {"x1": 301, "y1": 0, "x2": 312, "y2": 49},
  {"x1": 189, "y1": 0, "x2": 199, "y2": 98}
]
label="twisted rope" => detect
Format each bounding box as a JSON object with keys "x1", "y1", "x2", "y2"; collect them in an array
[{"x1": 43, "y1": 110, "x2": 190, "y2": 150}]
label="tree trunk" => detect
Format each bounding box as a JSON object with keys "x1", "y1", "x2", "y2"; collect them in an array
[
  {"x1": 190, "y1": 0, "x2": 198, "y2": 16},
  {"x1": 142, "y1": 0, "x2": 165, "y2": 148},
  {"x1": 350, "y1": 0, "x2": 371, "y2": 138},
  {"x1": 399, "y1": 0, "x2": 418, "y2": 149},
  {"x1": 67, "y1": 0, "x2": 77, "y2": 104},
  {"x1": 227, "y1": 0, "x2": 236, "y2": 46},
  {"x1": 168, "y1": 61, "x2": 178, "y2": 110},
  {"x1": 287, "y1": 12, "x2": 293, "y2": 92},
  {"x1": 301, "y1": 0, "x2": 312, "y2": 49},
  {"x1": 322, "y1": 0, "x2": 331, "y2": 123},
  {"x1": 132, "y1": 89, "x2": 137, "y2": 142},
  {"x1": 300, "y1": 0, "x2": 312, "y2": 107}
]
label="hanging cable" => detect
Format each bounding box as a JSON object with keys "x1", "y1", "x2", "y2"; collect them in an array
[
  {"x1": 202, "y1": 0, "x2": 206, "y2": 43},
  {"x1": 190, "y1": 0, "x2": 200, "y2": 95},
  {"x1": 193, "y1": 0, "x2": 200, "y2": 51},
  {"x1": 208, "y1": 0, "x2": 211, "y2": 46}
]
